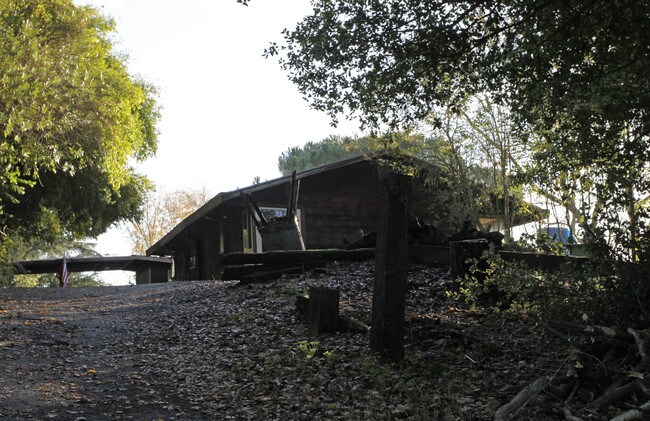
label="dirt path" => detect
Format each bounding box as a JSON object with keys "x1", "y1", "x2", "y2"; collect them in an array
[{"x1": 0, "y1": 283, "x2": 208, "y2": 421}]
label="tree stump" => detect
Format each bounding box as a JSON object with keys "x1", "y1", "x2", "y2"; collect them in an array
[
  {"x1": 370, "y1": 170, "x2": 411, "y2": 363},
  {"x1": 308, "y1": 287, "x2": 339, "y2": 336},
  {"x1": 449, "y1": 239, "x2": 489, "y2": 279}
]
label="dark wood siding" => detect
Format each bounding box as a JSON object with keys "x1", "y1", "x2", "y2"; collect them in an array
[
  {"x1": 167, "y1": 159, "x2": 394, "y2": 280},
  {"x1": 298, "y1": 162, "x2": 379, "y2": 249}
]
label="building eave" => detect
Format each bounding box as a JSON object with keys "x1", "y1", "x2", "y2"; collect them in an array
[{"x1": 145, "y1": 154, "x2": 372, "y2": 256}]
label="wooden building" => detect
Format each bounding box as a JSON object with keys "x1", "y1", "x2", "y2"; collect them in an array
[
  {"x1": 146, "y1": 155, "x2": 543, "y2": 280},
  {"x1": 146, "y1": 156, "x2": 386, "y2": 280}
]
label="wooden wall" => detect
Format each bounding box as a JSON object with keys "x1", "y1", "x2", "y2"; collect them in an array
[
  {"x1": 168, "y1": 160, "x2": 385, "y2": 280},
  {"x1": 297, "y1": 162, "x2": 379, "y2": 249}
]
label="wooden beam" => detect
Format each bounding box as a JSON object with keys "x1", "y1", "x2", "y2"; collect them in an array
[
  {"x1": 370, "y1": 170, "x2": 411, "y2": 363},
  {"x1": 221, "y1": 248, "x2": 375, "y2": 265}
]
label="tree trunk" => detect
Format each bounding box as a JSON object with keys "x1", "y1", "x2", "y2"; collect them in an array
[
  {"x1": 370, "y1": 170, "x2": 411, "y2": 363},
  {"x1": 308, "y1": 287, "x2": 339, "y2": 336}
]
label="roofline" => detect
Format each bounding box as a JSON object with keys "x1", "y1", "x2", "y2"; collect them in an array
[
  {"x1": 146, "y1": 154, "x2": 372, "y2": 255},
  {"x1": 14, "y1": 255, "x2": 172, "y2": 275}
]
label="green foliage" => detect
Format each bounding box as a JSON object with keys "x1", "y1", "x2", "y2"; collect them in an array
[
  {"x1": 277, "y1": 135, "x2": 364, "y2": 175},
  {"x1": 270, "y1": 0, "x2": 648, "y2": 259},
  {"x1": 0, "y1": 227, "x2": 102, "y2": 286},
  {"x1": 455, "y1": 246, "x2": 649, "y2": 326},
  {"x1": 269, "y1": 1, "x2": 647, "y2": 141},
  {"x1": 297, "y1": 339, "x2": 319, "y2": 360},
  {"x1": 0, "y1": 0, "x2": 160, "y2": 258}
]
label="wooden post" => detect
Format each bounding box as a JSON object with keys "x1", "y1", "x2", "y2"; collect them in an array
[
  {"x1": 370, "y1": 170, "x2": 411, "y2": 363},
  {"x1": 308, "y1": 286, "x2": 339, "y2": 336}
]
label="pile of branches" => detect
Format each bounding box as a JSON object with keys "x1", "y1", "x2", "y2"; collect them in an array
[{"x1": 496, "y1": 314, "x2": 649, "y2": 421}]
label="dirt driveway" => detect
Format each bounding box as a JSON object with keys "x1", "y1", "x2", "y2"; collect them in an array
[{"x1": 0, "y1": 283, "x2": 208, "y2": 421}]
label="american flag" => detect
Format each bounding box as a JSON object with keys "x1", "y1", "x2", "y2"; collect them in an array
[{"x1": 59, "y1": 256, "x2": 69, "y2": 288}]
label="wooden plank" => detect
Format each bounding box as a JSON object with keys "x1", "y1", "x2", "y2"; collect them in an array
[
  {"x1": 222, "y1": 262, "x2": 322, "y2": 280},
  {"x1": 498, "y1": 251, "x2": 588, "y2": 273},
  {"x1": 221, "y1": 248, "x2": 375, "y2": 265}
]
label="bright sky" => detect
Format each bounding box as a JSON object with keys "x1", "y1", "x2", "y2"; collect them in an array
[{"x1": 74, "y1": 0, "x2": 362, "y2": 284}]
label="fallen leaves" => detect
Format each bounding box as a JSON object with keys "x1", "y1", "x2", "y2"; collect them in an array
[{"x1": 1, "y1": 261, "x2": 634, "y2": 420}]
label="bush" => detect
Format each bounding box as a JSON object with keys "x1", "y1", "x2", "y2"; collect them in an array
[{"x1": 455, "y1": 246, "x2": 649, "y2": 327}]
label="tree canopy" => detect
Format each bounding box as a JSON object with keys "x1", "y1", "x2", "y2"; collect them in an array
[
  {"x1": 0, "y1": 0, "x2": 159, "y2": 246},
  {"x1": 268, "y1": 1, "x2": 648, "y2": 142},
  {"x1": 267, "y1": 0, "x2": 649, "y2": 259},
  {"x1": 277, "y1": 135, "x2": 363, "y2": 175},
  {"x1": 125, "y1": 187, "x2": 210, "y2": 256}
]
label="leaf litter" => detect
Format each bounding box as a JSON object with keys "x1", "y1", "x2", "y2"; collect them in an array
[{"x1": 0, "y1": 260, "x2": 630, "y2": 420}]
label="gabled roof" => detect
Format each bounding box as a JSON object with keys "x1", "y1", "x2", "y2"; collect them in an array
[{"x1": 146, "y1": 155, "x2": 372, "y2": 256}]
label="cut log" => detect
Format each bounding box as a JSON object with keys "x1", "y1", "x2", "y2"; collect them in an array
[
  {"x1": 494, "y1": 376, "x2": 549, "y2": 421},
  {"x1": 222, "y1": 262, "x2": 321, "y2": 280},
  {"x1": 239, "y1": 266, "x2": 304, "y2": 285},
  {"x1": 449, "y1": 239, "x2": 489, "y2": 279},
  {"x1": 547, "y1": 320, "x2": 635, "y2": 343},
  {"x1": 308, "y1": 287, "x2": 339, "y2": 336},
  {"x1": 295, "y1": 295, "x2": 368, "y2": 333},
  {"x1": 222, "y1": 248, "x2": 376, "y2": 265}
]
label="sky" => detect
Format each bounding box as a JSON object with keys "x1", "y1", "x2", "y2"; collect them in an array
[{"x1": 74, "y1": 0, "x2": 363, "y2": 284}]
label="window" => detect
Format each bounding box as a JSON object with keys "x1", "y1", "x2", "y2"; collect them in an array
[
  {"x1": 187, "y1": 242, "x2": 197, "y2": 270},
  {"x1": 218, "y1": 225, "x2": 225, "y2": 254},
  {"x1": 254, "y1": 207, "x2": 302, "y2": 252},
  {"x1": 242, "y1": 211, "x2": 253, "y2": 253}
]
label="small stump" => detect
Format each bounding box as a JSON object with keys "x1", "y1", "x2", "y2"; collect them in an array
[
  {"x1": 308, "y1": 287, "x2": 339, "y2": 336},
  {"x1": 449, "y1": 239, "x2": 490, "y2": 279}
]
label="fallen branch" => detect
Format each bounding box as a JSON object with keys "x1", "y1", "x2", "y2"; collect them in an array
[
  {"x1": 561, "y1": 405, "x2": 584, "y2": 421},
  {"x1": 588, "y1": 380, "x2": 643, "y2": 410},
  {"x1": 547, "y1": 320, "x2": 634, "y2": 343},
  {"x1": 627, "y1": 328, "x2": 647, "y2": 364},
  {"x1": 609, "y1": 400, "x2": 650, "y2": 421},
  {"x1": 494, "y1": 376, "x2": 549, "y2": 421},
  {"x1": 530, "y1": 312, "x2": 575, "y2": 348}
]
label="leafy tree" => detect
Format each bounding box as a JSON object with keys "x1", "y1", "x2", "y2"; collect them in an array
[
  {"x1": 125, "y1": 187, "x2": 211, "y2": 255},
  {"x1": 278, "y1": 132, "x2": 434, "y2": 176},
  {"x1": 268, "y1": 0, "x2": 648, "y2": 255},
  {"x1": 278, "y1": 135, "x2": 364, "y2": 175},
  {"x1": 2, "y1": 229, "x2": 103, "y2": 287},
  {"x1": 267, "y1": 1, "x2": 647, "y2": 137},
  {"x1": 0, "y1": 0, "x2": 160, "y2": 277}
]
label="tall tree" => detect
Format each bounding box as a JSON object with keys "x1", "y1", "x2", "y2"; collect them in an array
[
  {"x1": 125, "y1": 187, "x2": 211, "y2": 255},
  {"x1": 0, "y1": 0, "x2": 160, "y2": 274},
  {"x1": 268, "y1": 0, "x2": 649, "y2": 257},
  {"x1": 278, "y1": 135, "x2": 363, "y2": 175}
]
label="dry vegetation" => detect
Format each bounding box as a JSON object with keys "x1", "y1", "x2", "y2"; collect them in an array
[{"x1": 1, "y1": 261, "x2": 647, "y2": 420}]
